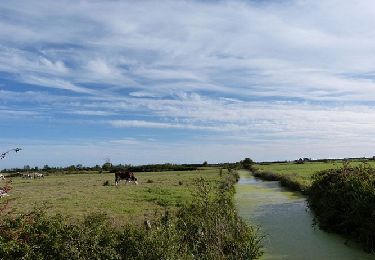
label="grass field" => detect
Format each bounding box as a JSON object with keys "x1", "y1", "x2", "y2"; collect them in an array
[
  {"x1": 255, "y1": 160, "x2": 375, "y2": 187},
  {"x1": 1, "y1": 168, "x2": 224, "y2": 225}
]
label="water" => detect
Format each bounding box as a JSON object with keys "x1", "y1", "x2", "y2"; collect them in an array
[{"x1": 235, "y1": 170, "x2": 375, "y2": 260}]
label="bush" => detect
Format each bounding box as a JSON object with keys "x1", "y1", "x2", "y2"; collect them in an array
[
  {"x1": 0, "y1": 211, "x2": 119, "y2": 259},
  {"x1": 103, "y1": 180, "x2": 110, "y2": 186},
  {"x1": 307, "y1": 164, "x2": 375, "y2": 253},
  {"x1": 177, "y1": 176, "x2": 263, "y2": 259}
]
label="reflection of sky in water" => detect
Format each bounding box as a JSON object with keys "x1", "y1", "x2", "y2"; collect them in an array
[{"x1": 235, "y1": 171, "x2": 374, "y2": 260}]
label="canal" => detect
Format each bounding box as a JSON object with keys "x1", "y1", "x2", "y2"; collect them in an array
[{"x1": 235, "y1": 170, "x2": 374, "y2": 260}]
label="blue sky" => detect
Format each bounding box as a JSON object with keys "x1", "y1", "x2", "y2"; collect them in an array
[{"x1": 2, "y1": 0, "x2": 375, "y2": 168}]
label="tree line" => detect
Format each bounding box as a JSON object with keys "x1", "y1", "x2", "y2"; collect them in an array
[{"x1": 1, "y1": 161, "x2": 245, "y2": 175}]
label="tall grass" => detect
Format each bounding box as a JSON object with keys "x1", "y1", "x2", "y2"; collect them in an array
[{"x1": 252, "y1": 170, "x2": 309, "y2": 194}]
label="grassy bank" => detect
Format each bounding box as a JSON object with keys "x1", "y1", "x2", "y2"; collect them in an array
[
  {"x1": 252, "y1": 170, "x2": 309, "y2": 194},
  {"x1": 253, "y1": 160, "x2": 375, "y2": 193},
  {"x1": 0, "y1": 169, "x2": 263, "y2": 259}
]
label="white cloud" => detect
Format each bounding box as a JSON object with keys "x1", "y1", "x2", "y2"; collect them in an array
[
  {"x1": 20, "y1": 75, "x2": 95, "y2": 94},
  {"x1": 87, "y1": 59, "x2": 111, "y2": 75},
  {"x1": 38, "y1": 57, "x2": 69, "y2": 74},
  {"x1": 0, "y1": 108, "x2": 40, "y2": 118},
  {"x1": 109, "y1": 119, "x2": 220, "y2": 131},
  {"x1": 71, "y1": 110, "x2": 116, "y2": 116}
]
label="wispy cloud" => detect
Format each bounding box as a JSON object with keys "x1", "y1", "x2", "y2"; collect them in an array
[{"x1": 20, "y1": 75, "x2": 95, "y2": 94}]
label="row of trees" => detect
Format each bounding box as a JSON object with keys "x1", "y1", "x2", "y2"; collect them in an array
[
  {"x1": 1, "y1": 161, "x2": 248, "y2": 174},
  {"x1": 1, "y1": 149, "x2": 255, "y2": 174}
]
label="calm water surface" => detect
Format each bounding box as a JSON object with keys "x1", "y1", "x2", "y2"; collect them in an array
[{"x1": 235, "y1": 170, "x2": 375, "y2": 260}]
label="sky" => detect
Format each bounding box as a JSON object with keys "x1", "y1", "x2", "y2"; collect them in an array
[{"x1": 1, "y1": 0, "x2": 375, "y2": 168}]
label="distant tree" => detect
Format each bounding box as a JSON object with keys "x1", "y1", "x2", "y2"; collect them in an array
[
  {"x1": 67, "y1": 165, "x2": 76, "y2": 171},
  {"x1": 102, "y1": 162, "x2": 112, "y2": 171},
  {"x1": 240, "y1": 158, "x2": 254, "y2": 170},
  {"x1": 202, "y1": 161, "x2": 208, "y2": 167}
]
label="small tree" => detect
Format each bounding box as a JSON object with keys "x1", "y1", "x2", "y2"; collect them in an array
[
  {"x1": 102, "y1": 162, "x2": 112, "y2": 171},
  {"x1": 241, "y1": 158, "x2": 254, "y2": 170}
]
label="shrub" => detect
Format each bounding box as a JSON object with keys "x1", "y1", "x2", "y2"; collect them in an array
[
  {"x1": 146, "y1": 179, "x2": 154, "y2": 183},
  {"x1": 178, "y1": 181, "x2": 183, "y2": 186},
  {"x1": 103, "y1": 180, "x2": 110, "y2": 186},
  {"x1": 177, "y1": 176, "x2": 263, "y2": 259},
  {"x1": 308, "y1": 164, "x2": 375, "y2": 253},
  {"x1": 0, "y1": 211, "x2": 120, "y2": 259}
]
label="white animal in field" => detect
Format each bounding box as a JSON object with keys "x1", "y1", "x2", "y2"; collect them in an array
[
  {"x1": 0, "y1": 188, "x2": 8, "y2": 197},
  {"x1": 22, "y1": 173, "x2": 44, "y2": 179},
  {"x1": 33, "y1": 173, "x2": 44, "y2": 178},
  {"x1": 0, "y1": 174, "x2": 5, "y2": 180}
]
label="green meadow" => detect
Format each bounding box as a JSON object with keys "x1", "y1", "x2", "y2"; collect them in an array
[
  {"x1": 3, "y1": 168, "x2": 224, "y2": 225},
  {"x1": 255, "y1": 160, "x2": 375, "y2": 187}
]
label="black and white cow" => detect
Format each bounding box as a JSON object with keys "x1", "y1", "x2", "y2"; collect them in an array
[
  {"x1": 0, "y1": 174, "x2": 5, "y2": 181},
  {"x1": 22, "y1": 173, "x2": 33, "y2": 179},
  {"x1": 0, "y1": 188, "x2": 8, "y2": 197},
  {"x1": 115, "y1": 170, "x2": 138, "y2": 186},
  {"x1": 0, "y1": 185, "x2": 10, "y2": 197}
]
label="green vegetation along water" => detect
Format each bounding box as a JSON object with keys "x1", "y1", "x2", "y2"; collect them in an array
[{"x1": 235, "y1": 170, "x2": 374, "y2": 260}]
